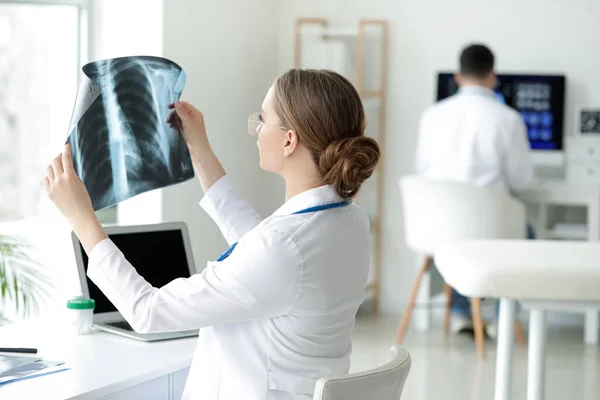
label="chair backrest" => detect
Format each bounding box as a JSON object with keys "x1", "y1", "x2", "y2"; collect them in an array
[
  {"x1": 399, "y1": 175, "x2": 526, "y2": 255},
  {"x1": 312, "y1": 346, "x2": 411, "y2": 400}
]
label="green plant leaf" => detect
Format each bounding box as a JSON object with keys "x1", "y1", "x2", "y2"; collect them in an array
[{"x1": 0, "y1": 234, "x2": 56, "y2": 319}]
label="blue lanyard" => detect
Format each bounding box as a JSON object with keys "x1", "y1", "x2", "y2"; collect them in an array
[{"x1": 216, "y1": 201, "x2": 351, "y2": 262}]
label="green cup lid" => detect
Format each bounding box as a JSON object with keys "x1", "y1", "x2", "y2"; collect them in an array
[{"x1": 67, "y1": 298, "x2": 95, "y2": 310}]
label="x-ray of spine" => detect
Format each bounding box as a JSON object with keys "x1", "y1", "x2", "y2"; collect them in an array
[{"x1": 66, "y1": 56, "x2": 193, "y2": 212}]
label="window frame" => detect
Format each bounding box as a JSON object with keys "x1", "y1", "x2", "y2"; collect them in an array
[
  {"x1": 0, "y1": 1, "x2": 121, "y2": 224},
  {"x1": 0, "y1": 0, "x2": 90, "y2": 88}
]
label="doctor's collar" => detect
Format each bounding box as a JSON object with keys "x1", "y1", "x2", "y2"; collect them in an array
[
  {"x1": 458, "y1": 85, "x2": 496, "y2": 98},
  {"x1": 272, "y1": 185, "x2": 343, "y2": 217}
]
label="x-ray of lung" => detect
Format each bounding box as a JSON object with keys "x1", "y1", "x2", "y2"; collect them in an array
[{"x1": 66, "y1": 56, "x2": 193, "y2": 212}]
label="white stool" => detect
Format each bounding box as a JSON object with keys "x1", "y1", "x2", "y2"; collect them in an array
[{"x1": 435, "y1": 240, "x2": 600, "y2": 400}]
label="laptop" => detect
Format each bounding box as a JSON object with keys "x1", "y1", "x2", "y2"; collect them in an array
[{"x1": 72, "y1": 222, "x2": 200, "y2": 342}]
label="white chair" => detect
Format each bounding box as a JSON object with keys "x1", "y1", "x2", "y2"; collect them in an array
[
  {"x1": 396, "y1": 175, "x2": 526, "y2": 357},
  {"x1": 435, "y1": 240, "x2": 600, "y2": 400},
  {"x1": 312, "y1": 345, "x2": 411, "y2": 400}
]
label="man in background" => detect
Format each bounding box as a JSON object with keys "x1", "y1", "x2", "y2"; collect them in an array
[{"x1": 414, "y1": 43, "x2": 534, "y2": 335}]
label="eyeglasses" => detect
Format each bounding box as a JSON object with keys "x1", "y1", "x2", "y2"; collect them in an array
[{"x1": 248, "y1": 112, "x2": 288, "y2": 136}]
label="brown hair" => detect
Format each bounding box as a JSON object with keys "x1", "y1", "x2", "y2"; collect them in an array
[{"x1": 273, "y1": 69, "x2": 380, "y2": 200}]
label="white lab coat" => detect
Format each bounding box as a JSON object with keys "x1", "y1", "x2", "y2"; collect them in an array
[
  {"x1": 415, "y1": 86, "x2": 534, "y2": 193},
  {"x1": 87, "y1": 175, "x2": 371, "y2": 400}
]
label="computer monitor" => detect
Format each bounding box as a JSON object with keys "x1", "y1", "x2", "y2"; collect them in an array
[{"x1": 436, "y1": 72, "x2": 566, "y2": 165}]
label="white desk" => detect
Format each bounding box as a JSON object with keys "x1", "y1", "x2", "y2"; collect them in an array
[
  {"x1": 518, "y1": 181, "x2": 600, "y2": 345},
  {"x1": 413, "y1": 180, "x2": 600, "y2": 345},
  {"x1": 517, "y1": 180, "x2": 600, "y2": 241},
  {"x1": 433, "y1": 239, "x2": 600, "y2": 400},
  {"x1": 0, "y1": 321, "x2": 197, "y2": 399}
]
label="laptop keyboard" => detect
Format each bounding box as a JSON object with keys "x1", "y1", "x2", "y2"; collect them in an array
[{"x1": 106, "y1": 320, "x2": 134, "y2": 331}]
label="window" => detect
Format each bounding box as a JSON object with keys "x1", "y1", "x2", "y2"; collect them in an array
[{"x1": 0, "y1": 0, "x2": 91, "y2": 222}]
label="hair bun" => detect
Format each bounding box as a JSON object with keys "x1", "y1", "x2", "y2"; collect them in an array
[{"x1": 318, "y1": 136, "x2": 380, "y2": 200}]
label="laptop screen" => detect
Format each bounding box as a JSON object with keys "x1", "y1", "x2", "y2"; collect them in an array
[{"x1": 78, "y1": 229, "x2": 192, "y2": 314}]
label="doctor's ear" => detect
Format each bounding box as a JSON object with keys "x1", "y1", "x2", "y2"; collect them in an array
[{"x1": 283, "y1": 129, "x2": 300, "y2": 157}]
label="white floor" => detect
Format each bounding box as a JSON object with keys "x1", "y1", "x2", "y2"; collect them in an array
[{"x1": 350, "y1": 314, "x2": 600, "y2": 400}]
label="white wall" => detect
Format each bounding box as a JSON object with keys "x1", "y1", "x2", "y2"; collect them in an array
[
  {"x1": 161, "y1": 0, "x2": 281, "y2": 270},
  {"x1": 277, "y1": 0, "x2": 600, "y2": 313},
  {"x1": 90, "y1": 0, "x2": 163, "y2": 59}
]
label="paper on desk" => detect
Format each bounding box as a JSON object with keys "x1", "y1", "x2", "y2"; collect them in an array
[
  {"x1": 65, "y1": 56, "x2": 194, "y2": 212},
  {"x1": 0, "y1": 355, "x2": 41, "y2": 377},
  {"x1": 0, "y1": 365, "x2": 70, "y2": 386},
  {"x1": 0, "y1": 356, "x2": 67, "y2": 385}
]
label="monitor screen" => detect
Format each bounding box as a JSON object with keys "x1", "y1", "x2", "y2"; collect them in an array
[
  {"x1": 436, "y1": 73, "x2": 566, "y2": 151},
  {"x1": 78, "y1": 229, "x2": 192, "y2": 314}
]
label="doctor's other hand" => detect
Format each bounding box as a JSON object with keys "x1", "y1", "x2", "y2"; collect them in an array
[
  {"x1": 43, "y1": 144, "x2": 95, "y2": 228},
  {"x1": 168, "y1": 101, "x2": 210, "y2": 154}
]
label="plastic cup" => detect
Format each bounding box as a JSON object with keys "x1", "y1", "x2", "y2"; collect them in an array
[{"x1": 66, "y1": 297, "x2": 96, "y2": 334}]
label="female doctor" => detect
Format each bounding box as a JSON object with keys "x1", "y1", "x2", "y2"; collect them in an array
[{"x1": 44, "y1": 69, "x2": 380, "y2": 400}]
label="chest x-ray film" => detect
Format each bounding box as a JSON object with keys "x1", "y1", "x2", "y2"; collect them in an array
[{"x1": 66, "y1": 56, "x2": 194, "y2": 211}]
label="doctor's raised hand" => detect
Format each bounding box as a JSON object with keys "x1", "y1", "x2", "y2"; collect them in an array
[
  {"x1": 168, "y1": 100, "x2": 226, "y2": 192},
  {"x1": 43, "y1": 144, "x2": 108, "y2": 254},
  {"x1": 168, "y1": 101, "x2": 209, "y2": 151}
]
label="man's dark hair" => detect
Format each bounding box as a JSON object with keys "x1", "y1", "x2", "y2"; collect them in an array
[{"x1": 459, "y1": 44, "x2": 494, "y2": 78}]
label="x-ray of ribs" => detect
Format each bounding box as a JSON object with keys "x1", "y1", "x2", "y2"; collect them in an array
[{"x1": 67, "y1": 56, "x2": 193, "y2": 211}]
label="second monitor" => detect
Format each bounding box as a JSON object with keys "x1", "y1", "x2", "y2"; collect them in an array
[{"x1": 436, "y1": 72, "x2": 566, "y2": 156}]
